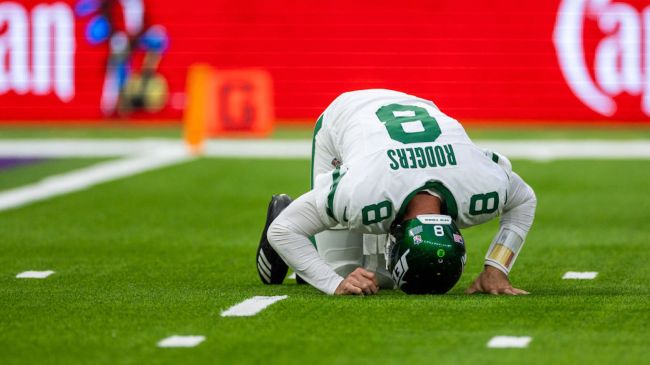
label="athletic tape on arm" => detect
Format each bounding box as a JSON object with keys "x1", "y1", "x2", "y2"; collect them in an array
[{"x1": 485, "y1": 227, "x2": 524, "y2": 274}]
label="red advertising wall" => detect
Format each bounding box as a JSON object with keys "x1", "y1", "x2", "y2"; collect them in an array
[{"x1": 1, "y1": 0, "x2": 649, "y2": 123}]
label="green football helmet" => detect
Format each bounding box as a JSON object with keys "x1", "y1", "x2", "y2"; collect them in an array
[{"x1": 387, "y1": 214, "x2": 466, "y2": 294}]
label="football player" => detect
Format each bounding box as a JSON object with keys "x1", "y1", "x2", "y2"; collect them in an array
[{"x1": 256, "y1": 89, "x2": 536, "y2": 295}]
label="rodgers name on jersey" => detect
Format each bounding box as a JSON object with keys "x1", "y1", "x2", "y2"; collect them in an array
[
  {"x1": 312, "y1": 89, "x2": 512, "y2": 235},
  {"x1": 386, "y1": 144, "x2": 457, "y2": 170}
]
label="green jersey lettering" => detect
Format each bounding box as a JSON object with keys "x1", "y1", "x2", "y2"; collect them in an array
[
  {"x1": 385, "y1": 144, "x2": 457, "y2": 170},
  {"x1": 396, "y1": 148, "x2": 408, "y2": 169},
  {"x1": 444, "y1": 144, "x2": 457, "y2": 165},
  {"x1": 414, "y1": 147, "x2": 427, "y2": 168},
  {"x1": 387, "y1": 149, "x2": 399, "y2": 170},
  {"x1": 425, "y1": 146, "x2": 437, "y2": 167},
  {"x1": 362, "y1": 200, "x2": 393, "y2": 225},
  {"x1": 434, "y1": 145, "x2": 447, "y2": 166},
  {"x1": 469, "y1": 192, "x2": 499, "y2": 215},
  {"x1": 406, "y1": 148, "x2": 417, "y2": 168},
  {"x1": 375, "y1": 104, "x2": 442, "y2": 144}
]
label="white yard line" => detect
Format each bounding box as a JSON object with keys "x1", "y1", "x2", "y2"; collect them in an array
[
  {"x1": 221, "y1": 295, "x2": 288, "y2": 317},
  {"x1": 0, "y1": 147, "x2": 192, "y2": 212},
  {"x1": 0, "y1": 139, "x2": 311, "y2": 158},
  {"x1": 1, "y1": 139, "x2": 650, "y2": 159},
  {"x1": 203, "y1": 140, "x2": 311, "y2": 159},
  {"x1": 563, "y1": 271, "x2": 598, "y2": 279},
  {"x1": 487, "y1": 336, "x2": 532, "y2": 348},
  {"x1": 0, "y1": 139, "x2": 183, "y2": 157},
  {"x1": 478, "y1": 140, "x2": 650, "y2": 160}
]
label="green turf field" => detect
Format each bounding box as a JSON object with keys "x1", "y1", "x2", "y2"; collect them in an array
[
  {"x1": 1, "y1": 152, "x2": 649, "y2": 364},
  {"x1": 3, "y1": 123, "x2": 650, "y2": 140}
]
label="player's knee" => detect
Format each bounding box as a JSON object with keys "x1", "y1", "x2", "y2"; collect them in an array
[
  {"x1": 530, "y1": 189, "x2": 538, "y2": 209},
  {"x1": 266, "y1": 221, "x2": 287, "y2": 251}
]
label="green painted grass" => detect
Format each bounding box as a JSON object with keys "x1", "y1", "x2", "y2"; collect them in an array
[
  {"x1": 0, "y1": 124, "x2": 310, "y2": 139},
  {"x1": 275, "y1": 125, "x2": 650, "y2": 140},
  {"x1": 0, "y1": 124, "x2": 183, "y2": 139},
  {"x1": 0, "y1": 158, "x2": 649, "y2": 364},
  {"x1": 0, "y1": 158, "x2": 112, "y2": 191},
  {"x1": 464, "y1": 126, "x2": 650, "y2": 140}
]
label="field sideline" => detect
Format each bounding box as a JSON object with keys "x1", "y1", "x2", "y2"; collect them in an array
[{"x1": 1, "y1": 132, "x2": 649, "y2": 364}]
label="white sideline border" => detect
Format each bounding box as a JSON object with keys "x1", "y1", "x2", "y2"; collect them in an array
[
  {"x1": 0, "y1": 146, "x2": 193, "y2": 212},
  {"x1": 1, "y1": 139, "x2": 650, "y2": 160}
]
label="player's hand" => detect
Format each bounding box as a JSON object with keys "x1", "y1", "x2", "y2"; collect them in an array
[
  {"x1": 466, "y1": 265, "x2": 529, "y2": 295},
  {"x1": 334, "y1": 268, "x2": 379, "y2": 295}
]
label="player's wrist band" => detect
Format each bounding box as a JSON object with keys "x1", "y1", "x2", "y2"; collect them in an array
[{"x1": 484, "y1": 227, "x2": 525, "y2": 275}]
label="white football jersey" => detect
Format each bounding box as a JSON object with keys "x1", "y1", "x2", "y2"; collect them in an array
[{"x1": 313, "y1": 89, "x2": 512, "y2": 234}]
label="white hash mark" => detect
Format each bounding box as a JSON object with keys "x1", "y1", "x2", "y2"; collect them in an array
[
  {"x1": 562, "y1": 271, "x2": 598, "y2": 280},
  {"x1": 487, "y1": 336, "x2": 532, "y2": 348},
  {"x1": 221, "y1": 295, "x2": 288, "y2": 317},
  {"x1": 16, "y1": 270, "x2": 55, "y2": 279},
  {"x1": 157, "y1": 335, "x2": 205, "y2": 348}
]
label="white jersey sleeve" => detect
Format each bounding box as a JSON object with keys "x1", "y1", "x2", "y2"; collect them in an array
[
  {"x1": 501, "y1": 172, "x2": 536, "y2": 238},
  {"x1": 266, "y1": 191, "x2": 344, "y2": 294}
]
